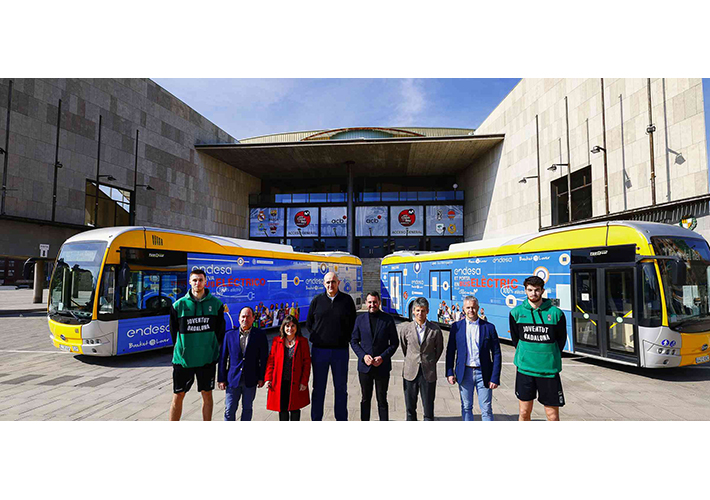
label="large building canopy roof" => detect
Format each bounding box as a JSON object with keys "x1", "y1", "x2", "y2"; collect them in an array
[{"x1": 196, "y1": 132, "x2": 504, "y2": 180}]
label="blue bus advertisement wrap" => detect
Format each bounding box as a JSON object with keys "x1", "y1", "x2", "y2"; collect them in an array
[
  {"x1": 116, "y1": 315, "x2": 172, "y2": 354},
  {"x1": 188, "y1": 252, "x2": 359, "y2": 330},
  {"x1": 114, "y1": 252, "x2": 360, "y2": 355},
  {"x1": 381, "y1": 250, "x2": 573, "y2": 350}
]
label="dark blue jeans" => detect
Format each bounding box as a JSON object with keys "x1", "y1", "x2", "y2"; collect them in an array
[
  {"x1": 224, "y1": 380, "x2": 257, "y2": 421},
  {"x1": 310, "y1": 346, "x2": 349, "y2": 421}
]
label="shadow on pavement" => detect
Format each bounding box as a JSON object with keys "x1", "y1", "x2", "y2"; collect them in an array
[{"x1": 74, "y1": 347, "x2": 173, "y2": 368}]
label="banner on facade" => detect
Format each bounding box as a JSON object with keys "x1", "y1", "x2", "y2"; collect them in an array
[
  {"x1": 390, "y1": 206, "x2": 424, "y2": 236},
  {"x1": 320, "y1": 206, "x2": 348, "y2": 237},
  {"x1": 425, "y1": 205, "x2": 464, "y2": 236},
  {"x1": 286, "y1": 207, "x2": 319, "y2": 237},
  {"x1": 356, "y1": 206, "x2": 388, "y2": 237},
  {"x1": 250, "y1": 208, "x2": 285, "y2": 238}
]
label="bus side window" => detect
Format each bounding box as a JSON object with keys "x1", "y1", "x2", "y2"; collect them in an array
[
  {"x1": 121, "y1": 271, "x2": 143, "y2": 311},
  {"x1": 98, "y1": 265, "x2": 116, "y2": 315},
  {"x1": 640, "y1": 262, "x2": 662, "y2": 327}
]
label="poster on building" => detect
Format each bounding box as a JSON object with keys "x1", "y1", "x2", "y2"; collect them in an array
[
  {"x1": 356, "y1": 206, "x2": 388, "y2": 237},
  {"x1": 426, "y1": 205, "x2": 464, "y2": 236},
  {"x1": 320, "y1": 206, "x2": 348, "y2": 237},
  {"x1": 390, "y1": 206, "x2": 424, "y2": 236},
  {"x1": 250, "y1": 208, "x2": 285, "y2": 238},
  {"x1": 286, "y1": 207, "x2": 319, "y2": 237}
]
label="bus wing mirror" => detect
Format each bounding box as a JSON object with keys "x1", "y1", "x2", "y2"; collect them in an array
[
  {"x1": 22, "y1": 258, "x2": 36, "y2": 280},
  {"x1": 669, "y1": 258, "x2": 687, "y2": 286},
  {"x1": 118, "y1": 263, "x2": 131, "y2": 288}
]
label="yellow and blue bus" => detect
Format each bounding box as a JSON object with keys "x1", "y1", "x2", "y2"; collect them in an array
[
  {"x1": 47, "y1": 226, "x2": 362, "y2": 356},
  {"x1": 381, "y1": 221, "x2": 710, "y2": 368}
]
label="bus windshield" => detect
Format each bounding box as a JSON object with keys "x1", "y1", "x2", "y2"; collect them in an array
[
  {"x1": 48, "y1": 241, "x2": 107, "y2": 323},
  {"x1": 652, "y1": 236, "x2": 710, "y2": 332}
]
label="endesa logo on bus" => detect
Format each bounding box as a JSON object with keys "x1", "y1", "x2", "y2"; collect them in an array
[{"x1": 117, "y1": 315, "x2": 172, "y2": 354}]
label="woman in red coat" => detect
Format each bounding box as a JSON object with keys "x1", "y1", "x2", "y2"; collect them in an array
[{"x1": 265, "y1": 315, "x2": 311, "y2": 420}]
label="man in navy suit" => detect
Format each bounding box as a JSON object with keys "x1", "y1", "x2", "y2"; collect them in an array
[
  {"x1": 445, "y1": 296, "x2": 502, "y2": 421},
  {"x1": 351, "y1": 291, "x2": 399, "y2": 421},
  {"x1": 217, "y1": 306, "x2": 269, "y2": 421}
]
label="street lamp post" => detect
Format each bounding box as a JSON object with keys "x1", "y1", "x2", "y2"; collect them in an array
[
  {"x1": 93, "y1": 115, "x2": 103, "y2": 226},
  {"x1": 518, "y1": 175, "x2": 541, "y2": 230}
]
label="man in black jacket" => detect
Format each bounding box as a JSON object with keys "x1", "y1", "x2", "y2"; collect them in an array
[
  {"x1": 351, "y1": 291, "x2": 399, "y2": 421},
  {"x1": 306, "y1": 271, "x2": 357, "y2": 421}
]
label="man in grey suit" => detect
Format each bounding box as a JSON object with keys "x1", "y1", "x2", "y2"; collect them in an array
[{"x1": 400, "y1": 297, "x2": 444, "y2": 421}]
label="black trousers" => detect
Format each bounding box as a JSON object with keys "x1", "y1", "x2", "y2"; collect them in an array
[
  {"x1": 358, "y1": 368, "x2": 390, "y2": 421},
  {"x1": 403, "y1": 367, "x2": 436, "y2": 421},
  {"x1": 279, "y1": 378, "x2": 301, "y2": 421}
]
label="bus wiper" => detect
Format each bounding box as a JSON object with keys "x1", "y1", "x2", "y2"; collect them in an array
[
  {"x1": 51, "y1": 308, "x2": 81, "y2": 321},
  {"x1": 672, "y1": 314, "x2": 710, "y2": 329}
]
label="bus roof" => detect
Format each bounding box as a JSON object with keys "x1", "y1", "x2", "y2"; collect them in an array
[
  {"x1": 63, "y1": 226, "x2": 361, "y2": 264},
  {"x1": 382, "y1": 220, "x2": 703, "y2": 265},
  {"x1": 64, "y1": 226, "x2": 295, "y2": 251}
]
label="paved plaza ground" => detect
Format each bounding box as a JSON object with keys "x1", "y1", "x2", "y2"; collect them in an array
[{"x1": 2, "y1": 288, "x2": 710, "y2": 421}]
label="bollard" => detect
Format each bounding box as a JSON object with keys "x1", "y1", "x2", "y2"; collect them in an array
[{"x1": 33, "y1": 261, "x2": 45, "y2": 304}]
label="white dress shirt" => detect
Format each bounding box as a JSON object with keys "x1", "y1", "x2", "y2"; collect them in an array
[
  {"x1": 465, "y1": 318, "x2": 480, "y2": 367},
  {"x1": 415, "y1": 322, "x2": 426, "y2": 344}
]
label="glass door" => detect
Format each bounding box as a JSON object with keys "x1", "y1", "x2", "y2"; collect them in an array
[
  {"x1": 572, "y1": 266, "x2": 639, "y2": 363},
  {"x1": 572, "y1": 269, "x2": 602, "y2": 355},
  {"x1": 604, "y1": 268, "x2": 638, "y2": 359}
]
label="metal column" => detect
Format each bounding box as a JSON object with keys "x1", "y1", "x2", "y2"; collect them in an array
[
  {"x1": 52, "y1": 99, "x2": 62, "y2": 222},
  {"x1": 346, "y1": 161, "x2": 354, "y2": 255},
  {"x1": 93, "y1": 115, "x2": 102, "y2": 226},
  {"x1": 1, "y1": 80, "x2": 13, "y2": 215}
]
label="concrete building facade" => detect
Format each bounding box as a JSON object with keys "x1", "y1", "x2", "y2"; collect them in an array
[
  {"x1": 459, "y1": 78, "x2": 709, "y2": 241},
  {"x1": 0, "y1": 78, "x2": 259, "y2": 283}
]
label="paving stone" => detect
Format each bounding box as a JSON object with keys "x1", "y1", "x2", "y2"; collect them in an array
[
  {"x1": 74, "y1": 376, "x2": 119, "y2": 388},
  {"x1": 1, "y1": 374, "x2": 45, "y2": 385},
  {"x1": 38, "y1": 375, "x2": 81, "y2": 386},
  {"x1": 5, "y1": 314, "x2": 710, "y2": 421}
]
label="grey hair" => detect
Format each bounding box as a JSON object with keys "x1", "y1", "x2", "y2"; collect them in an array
[
  {"x1": 463, "y1": 296, "x2": 479, "y2": 306},
  {"x1": 412, "y1": 297, "x2": 429, "y2": 310}
]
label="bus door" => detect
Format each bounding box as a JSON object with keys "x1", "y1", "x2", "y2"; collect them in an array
[
  {"x1": 389, "y1": 271, "x2": 403, "y2": 313},
  {"x1": 572, "y1": 266, "x2": 639, "y2": 364},
  {"x1": 429, "y1": 270, "x2": 452, "y2": 301}
]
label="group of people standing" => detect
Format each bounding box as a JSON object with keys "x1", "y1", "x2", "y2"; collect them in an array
[{"x1": 168, "y1": 268, "x2": 567, "y2": 422}]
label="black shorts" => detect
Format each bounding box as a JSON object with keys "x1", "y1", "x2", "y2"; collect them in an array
[
  {"x1": 172, "y1": 363, "x2": 216, "y2": 394},
  {"x1": 515, "y1": 370, "x2": 565, "y2": 407}
]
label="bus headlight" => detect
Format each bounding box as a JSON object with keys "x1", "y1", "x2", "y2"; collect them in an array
[{"x1": 656, "y1": 347, "x2": 677, "y2": 356}]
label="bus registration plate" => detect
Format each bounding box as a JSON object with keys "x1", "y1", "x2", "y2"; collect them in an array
[{"x1": 696, "y1": 355, "x2": 710, "y2": 364}]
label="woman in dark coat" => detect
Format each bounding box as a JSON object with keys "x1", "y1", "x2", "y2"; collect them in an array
[{"x1": 265, "y1": 315, "x2": 311, "y2": 420}]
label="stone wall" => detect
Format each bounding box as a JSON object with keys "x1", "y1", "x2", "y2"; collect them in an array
[
  {"x1": 0, "y1": 78, "x2": 260, "y2": 259},
  {"x1": 459, "y1": 78, "x2": 709, "y2": 241}
]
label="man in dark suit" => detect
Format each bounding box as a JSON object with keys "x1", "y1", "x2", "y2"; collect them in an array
[
  {"x1": 400, "y1": 297, "x2": 444, "y2": 421},
  {"x1": 445, "y1": 296, "x2": 502, "y2": 421},
  {"x1": 217, "y1": 306, "x2": 269, "y2": 421},
  {"x1": 351, "y1": 291, "x2": 399, "y2": 421}
]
